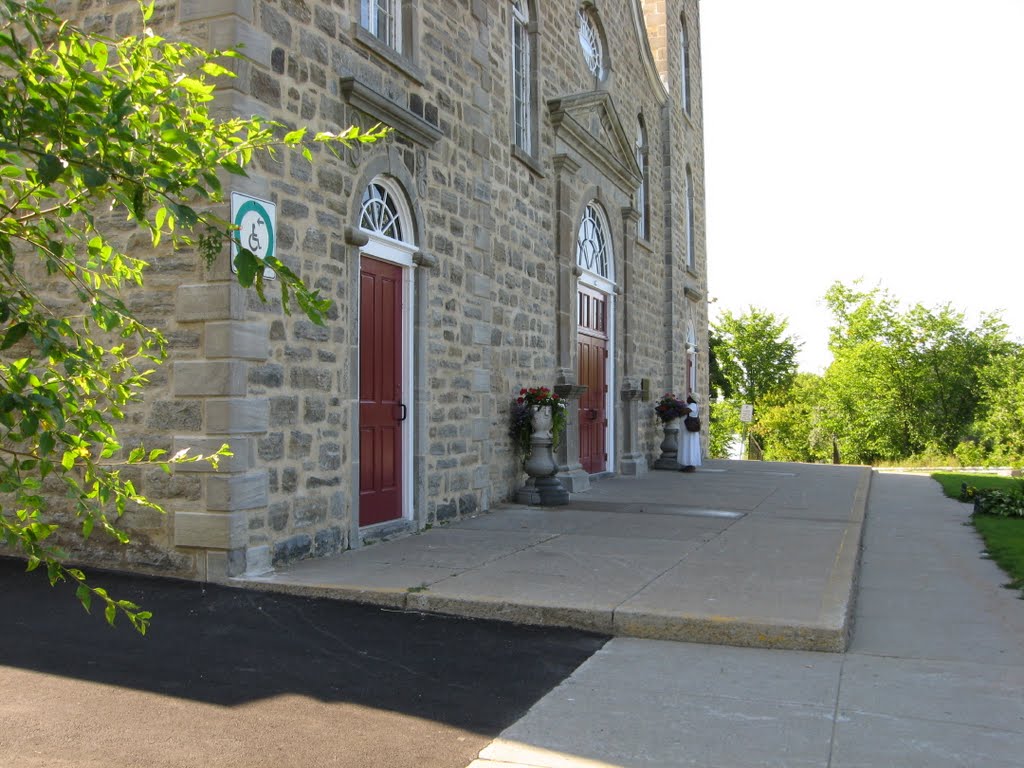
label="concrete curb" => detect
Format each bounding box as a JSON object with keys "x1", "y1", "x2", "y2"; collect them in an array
[{"x1": 234, "y1": 464, "x2": 874, "y2": 652}]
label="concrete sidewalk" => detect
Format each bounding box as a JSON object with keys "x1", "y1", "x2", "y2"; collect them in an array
[
  {"x1": 240, "y1": 460, "x2": 870, "y2": 652},
  {"x1": 469, "y1": 471, "x2": 1024, "y2": 768}
]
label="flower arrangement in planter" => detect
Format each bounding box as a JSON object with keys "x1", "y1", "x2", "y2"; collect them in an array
[
  {"x1": 510, "y1": 386, "x2": 568, "y2": 455},
  {"x1": 654, "y1": 393, "x2": 688, "y2": 423}
]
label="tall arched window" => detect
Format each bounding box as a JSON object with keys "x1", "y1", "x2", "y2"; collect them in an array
[
  {"x1": 511, "y1": 0, "x2": 532, "y2": 154},
  {"x1": 577, "y1": 7, "x2": 606, "y2": 81},
  {"x1": 577, "y1": 202, "x2": 611, "y2": 279},
  {"x1": 635, "y1": 115, "x2": 649, "y2": 240},
  {"x1": 685, "y1": 166, "x2": 695, "y2": 270},
  {"x1": 680, "y1": 13, "x2": 691, "y2": 116}
]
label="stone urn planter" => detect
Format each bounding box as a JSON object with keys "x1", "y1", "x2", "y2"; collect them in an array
[
  {"x1": 653, "y1": 417, "x2": 682, "y2": 470},
  {"x1": 517, "y1": 404, "x2": 569, "y2": 506}
]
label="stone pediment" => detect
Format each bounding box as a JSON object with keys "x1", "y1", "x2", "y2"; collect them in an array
[{"x1": 547, "y1": 91, "x2": 641, "y2": 193}]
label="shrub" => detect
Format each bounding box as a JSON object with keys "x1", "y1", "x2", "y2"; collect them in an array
[{"x1": 963, "y1": 484, "x2": 1024, "y2": 518}]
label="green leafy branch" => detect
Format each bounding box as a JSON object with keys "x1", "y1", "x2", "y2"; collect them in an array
[{"x1": 0, "y1": 0, "x2": 388, "y2": 632}]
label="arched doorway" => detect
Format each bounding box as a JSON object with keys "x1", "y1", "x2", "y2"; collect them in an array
[
  {"x1": 576, "y1": 202, "x2": 615, "y2": 475},
  {"x1": 357, "y1": 178, "x2": 417, "y2": 527}
]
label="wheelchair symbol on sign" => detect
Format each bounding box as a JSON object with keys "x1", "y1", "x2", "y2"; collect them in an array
[{"x1": 231, "y1": 194, "x2": 277, "y2": 280}]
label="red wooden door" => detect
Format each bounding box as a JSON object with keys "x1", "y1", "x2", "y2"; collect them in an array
[
  {"x1": 578, "y1": 287, "x2": 608, "y2": 474},
  {"x1": 359, "y1": 257, "x2": 403, "y2": 526}
]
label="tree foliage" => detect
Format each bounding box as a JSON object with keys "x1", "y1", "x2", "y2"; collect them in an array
[
  {"x1": 753, "y1": 373, "x2": 831, "y2": 464},
  {"x1": 709, "y1": 285, "x2": 1021, "y2": 468},
  {"x1": 711, "y1": 307, "x2": 801, "y2": 405},
  {"x1": 0, "y1": 0, "x2": 386, "y2": 632},
  {"x1": 820, "y1": 281, "x2": 1014, "y2": 464},
  {"x1": 707, "y1": 329, "x2": 731, "y2": 400},
  {"x1": 971, "y1": 351, "x2": 1024, "y2": 463},
  {"x1": 710, "y1": 307, "x2": 801, "y2": 458},
  {"x1": 707, "y1": 399, "x2": 741, "y2": 459}
]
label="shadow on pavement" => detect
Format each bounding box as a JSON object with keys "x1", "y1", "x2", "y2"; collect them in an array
[{"x1": 0, "y1": 557, "x2": 607, "y2": 735}]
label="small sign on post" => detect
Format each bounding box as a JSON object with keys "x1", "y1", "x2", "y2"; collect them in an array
[
  {"x1": 230, "y1": 192, "x2": 277, "y2": 280},
  {"x1": 739, "y1": 403, "x2": 754, "y2": 423}
]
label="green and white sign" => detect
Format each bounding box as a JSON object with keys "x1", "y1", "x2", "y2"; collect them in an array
[{"x1": 231, "y1": 192, "x2": 277, "y2": 280}]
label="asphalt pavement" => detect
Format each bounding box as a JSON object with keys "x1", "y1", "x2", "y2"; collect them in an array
[
  {"x1": 3, "y1": 465, "x2": 1022, "y2": 767},
  {"x1": 0, "y1": 558, "x2": 606, "y2": 768}
]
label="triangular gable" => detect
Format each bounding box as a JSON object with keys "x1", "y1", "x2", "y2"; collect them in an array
[{"x1": 547, "y1": 91, "x2": 642, "y2": 193}]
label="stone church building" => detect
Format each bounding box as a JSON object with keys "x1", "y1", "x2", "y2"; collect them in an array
[{"x1": 71, "y1": 0, "x2": 709, "y2": 581}]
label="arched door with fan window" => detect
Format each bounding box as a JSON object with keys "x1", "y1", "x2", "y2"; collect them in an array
[
  {"x1": 357, "y1": 179, "x2": 417, "y2": 527},
  {"x1": 575, "y1": 202, "x2": 615, "y2": 475}
]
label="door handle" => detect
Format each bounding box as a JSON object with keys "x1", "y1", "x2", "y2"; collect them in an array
[{"x1": 397, "y1": 402, "x2": 407, "y2": 422}]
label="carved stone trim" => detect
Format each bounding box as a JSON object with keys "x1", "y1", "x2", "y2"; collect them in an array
[
  {"x1": 340, "y1": 77, "x2": 442, "y2": 148},
  {"x1": 552, "y1": 153, "x2": 581, "y2": 176},
  {"x1": 621, "y1": 376, "x2": 643, "y2": 401},
  {"x1": 412, "y1": 251, "x2": 437, "y2": 268},
  {"x1": 628, "y1": 0, "x2": 670, "y2": 102},
  {"x1": 344, "y1": 226, "x2": 370, "y2": 247},
  {"x1": 554, "y1": 384, "x2": 588, "y2": 401},
  {"x1": 547, "y1": 91, "x2": 641, "y2": 193}
]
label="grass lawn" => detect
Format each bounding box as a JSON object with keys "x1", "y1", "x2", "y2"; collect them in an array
[
  {"x1": 972, "y1": 516, "x2": 1024, "y2": 590},
  {"x1": 931, "y1": 471, "x2": 1021, "y2": 498},
  {"x1": 931, "y1": 472, "x2": 1024, "y2": 594}
]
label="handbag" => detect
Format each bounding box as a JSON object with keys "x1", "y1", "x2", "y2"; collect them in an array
[{"x1": 684, "y1": 414, "x2": 700, "y2": 432}]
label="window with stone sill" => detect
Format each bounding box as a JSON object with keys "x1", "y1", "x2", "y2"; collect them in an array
[
  {"x1": 357, "y1": 0, "x2": 419, "y2": 79},
  {"x1": 511, "y1": 0, "x2": 533, "y2": 155},
  {"x1": 361, "y1": 0, "x2": 400, "y2": 50}
]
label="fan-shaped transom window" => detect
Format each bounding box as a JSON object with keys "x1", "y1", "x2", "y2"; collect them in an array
[
  {"x1": 577, "y1": 9, "x2": 605, "y2": 80},
  {"x1": 360, "y1": 182, "x2": 407, "y2": 242},
  {"x1": 576, "y1": 203, "x2": 610, "y2": 279}
]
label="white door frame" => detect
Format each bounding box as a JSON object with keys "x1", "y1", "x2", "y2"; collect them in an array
[
  {"x1": 358, "y1": 236, "x2": 417, "y2": 525},
  {"x1": 578, "y1": 271, "x2": 616, "y2": 474}
]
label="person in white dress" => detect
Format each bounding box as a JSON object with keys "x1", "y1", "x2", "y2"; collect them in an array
[{"x1": 679, "y1": 395, "x2": 702, "y2": 472}]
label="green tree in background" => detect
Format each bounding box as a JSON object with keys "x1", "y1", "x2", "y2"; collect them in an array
[
  {"x1": 753, "y1": 373, "x2": 832, "y2": 463},
  {"x1": 0, "y1": 0, "x2": 385, "y2": 631},
  {"x1": 707, "y1": 399, "x2": 742, "y2": 459},
  {"x1": 711, "y1": 307, "x2": 801, "y2": 458},
  {"x1": 707, "y1": 329, "x2": 732, "y2": 400},
  {"x1": 821, "y1": 281, "x2": 1014, "y2": 464},
  {"x1": 712, "y1": 308, "x2": 801, "y2": 404},
  {"x1": 969, "y1": 350, "x2": 1024, "y2": 464}
]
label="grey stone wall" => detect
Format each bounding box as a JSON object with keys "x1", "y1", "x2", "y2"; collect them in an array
[{"x1": 57, "y1": 0, "x2": 709, "y2": 579}]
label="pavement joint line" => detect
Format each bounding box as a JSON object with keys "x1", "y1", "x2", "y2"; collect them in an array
[
  {"x1": 608, "y1": 539, "x2": 708, "y2": 623},
  {"x1": 826, "y1": 655, "x2": 848, "y2": 768}
]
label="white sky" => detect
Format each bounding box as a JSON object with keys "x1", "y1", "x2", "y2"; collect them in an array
[{"x1": 700, "y1": 0, "x2": 1024, "y2": 372}]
